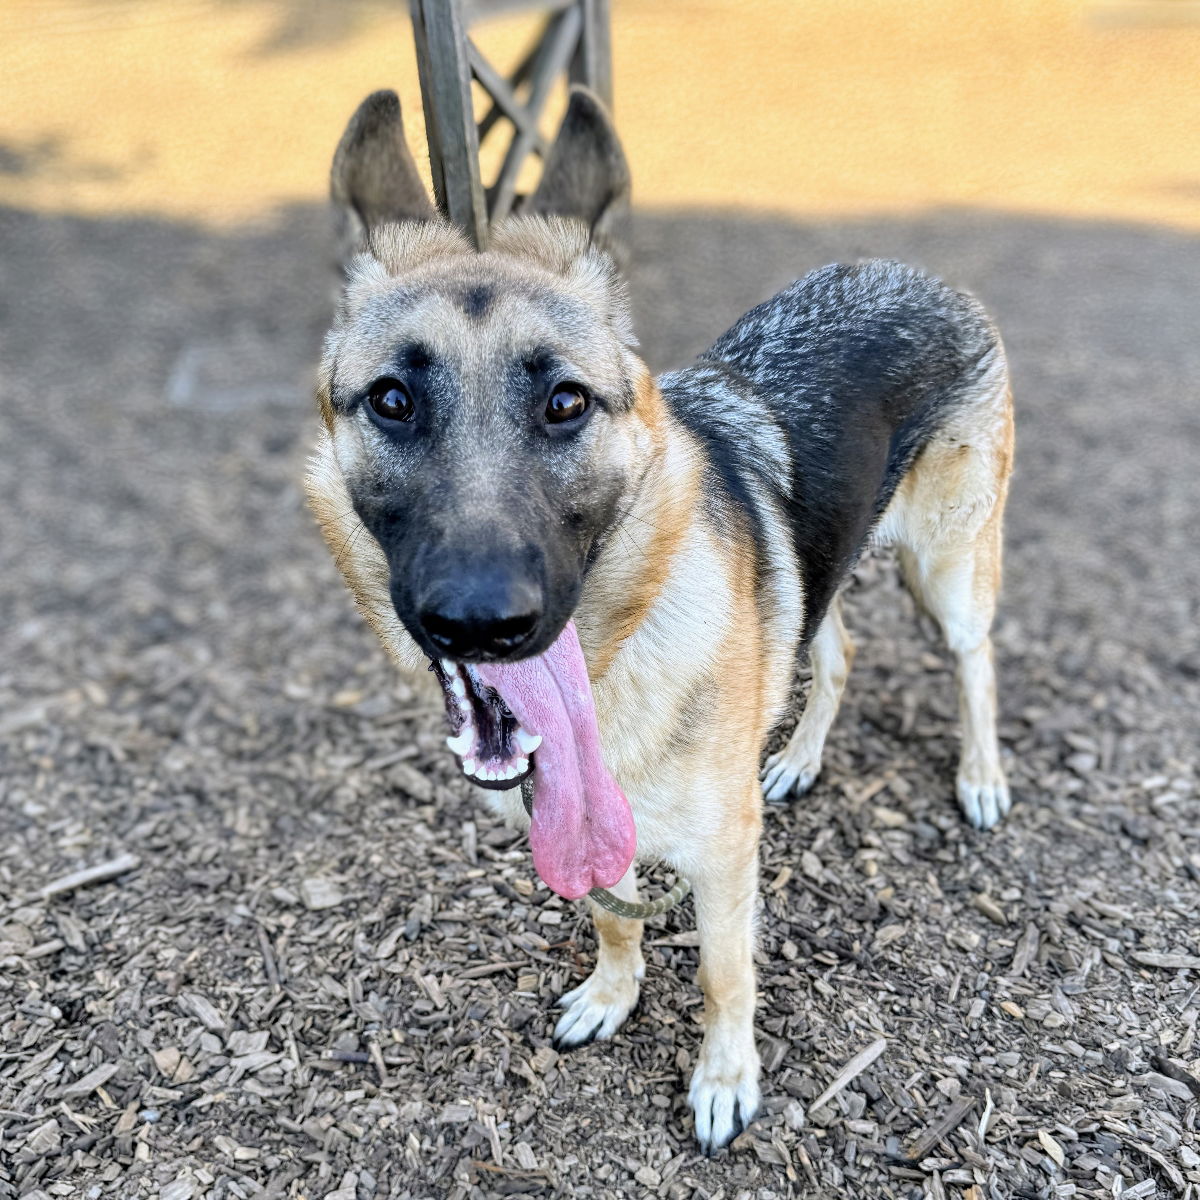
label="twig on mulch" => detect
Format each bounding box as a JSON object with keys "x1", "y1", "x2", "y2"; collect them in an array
[
  {"x1": 322, "y1": 1049, "x2": 372, "y2": 1064},
  {"x1": 976, "y1": 1088, "x2": 996, "y2": 1144},
  {"x1": 256, "y1": 923, "x2": 281, "y2": 990},
  {"x1": 468, "y1": 1161, "x2": 554, "y2": 1189},
  {"x1": 906, "y1": 1095, "x2": 977, "y2": 1161},
  {"x1": 40, "y1": 853, "x2": 141, "y2": 898},
  {"x1": 811, "y1": 1038, "x2": 887, "y2": 1112}
]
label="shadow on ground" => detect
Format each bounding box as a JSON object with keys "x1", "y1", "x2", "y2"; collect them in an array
[{"x1": 1, "y1": 202, "x2": 1198, "y2": 1199}]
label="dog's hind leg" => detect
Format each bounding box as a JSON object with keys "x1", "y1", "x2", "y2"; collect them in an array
[
  {"x1": 552, "y1": 867, "x2": 645, "y2": 1049},
  {"x1": 760, "y1": 596, "x2": 855, "y2": 802},
  {"x1": 899, "y1": 509, "x2": 1010, "y2": 829},
  {"x1": 886, "y1": 345, "x2": 1014, "y2": 829}
]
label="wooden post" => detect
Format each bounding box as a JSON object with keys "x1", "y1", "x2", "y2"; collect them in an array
[
  {"x1": 410, "y1": 0, "x2": 613, "y2": 243},
  {"x1": 572, "y1": 0, "x2": 612, "y2": 110},
  {"x1": 410, "y1": 0, "x2": 489, "y2": 249}
]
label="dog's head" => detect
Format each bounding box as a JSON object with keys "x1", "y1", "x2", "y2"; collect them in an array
[{"x1": 319, "y1": 88, "x2": 650, "y2": 667}]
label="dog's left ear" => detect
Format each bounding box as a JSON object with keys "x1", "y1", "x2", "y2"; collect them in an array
[{"x1": 525, "y1": 87, "x2": 630, "y2": 249}]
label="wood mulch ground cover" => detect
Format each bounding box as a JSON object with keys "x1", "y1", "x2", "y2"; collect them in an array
[{"x1": 1, "y1": 204, "x2": 1198, "y2": 1198}]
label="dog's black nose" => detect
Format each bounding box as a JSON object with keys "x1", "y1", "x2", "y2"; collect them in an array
[{"x1": 417, "y1": 579, "x2": 542, "y2": 661}]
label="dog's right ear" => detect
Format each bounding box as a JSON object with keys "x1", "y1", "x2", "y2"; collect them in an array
[{"x1": 331, "y1": 90, "x2": 436, "y2": 248}]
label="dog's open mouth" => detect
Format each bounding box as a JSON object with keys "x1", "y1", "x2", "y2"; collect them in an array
[
  {"x1": 433, "y1": 659, "x2": 541, "y2": 789},
  {"x1": 429, "y1": 620, "x2": 638, "y2": 900}
]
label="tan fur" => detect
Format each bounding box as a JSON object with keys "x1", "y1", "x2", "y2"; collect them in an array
[{"x1": 579, "y1": 377, "x2": 694, "y2": 682}]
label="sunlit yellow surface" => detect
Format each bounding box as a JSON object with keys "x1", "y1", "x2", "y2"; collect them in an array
[{"x1": 1, "y1": 0, "x2": 1198, "y2": 228}]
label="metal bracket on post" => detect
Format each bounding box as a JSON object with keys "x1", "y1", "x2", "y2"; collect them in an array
[{"x1": 409, "y1": 0, "x2": 613, "y2": 248}]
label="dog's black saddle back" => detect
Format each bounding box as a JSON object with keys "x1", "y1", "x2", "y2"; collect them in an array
[{"x1": 660, "y1": 259, "x2": 1002, "y2": 641}]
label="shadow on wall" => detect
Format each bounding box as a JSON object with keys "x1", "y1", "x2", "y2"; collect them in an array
[
  {"x1": 213, "y1": 0, "x2": 402, "y2": 55},
  {"x1": 0, "y1": 201, "x2": 1198, "y2": 685}
]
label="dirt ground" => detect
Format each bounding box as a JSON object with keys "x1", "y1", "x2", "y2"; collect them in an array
[{"x1": 1, "y1": 196, "x2": 1199, "y2": 1199}]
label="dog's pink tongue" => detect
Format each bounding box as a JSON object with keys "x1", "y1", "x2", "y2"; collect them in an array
[{"x1": 475, "y1": 621, "x2": 635, "y2": 900}]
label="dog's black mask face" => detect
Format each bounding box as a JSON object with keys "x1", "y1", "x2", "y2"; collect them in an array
[{"x1": 321, "y1": 220, "x2": 649, "y2": 664}]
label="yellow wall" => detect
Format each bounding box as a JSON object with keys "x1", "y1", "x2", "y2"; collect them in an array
[{"x1": 1, "y1": 0, "x2": 1198, "y2": 228}]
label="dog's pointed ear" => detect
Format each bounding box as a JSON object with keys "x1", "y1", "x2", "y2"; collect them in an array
[
  {"x1": 526, "y1": 87, "x2": 630, "y2": 244},
  {"x1": 331, "y1": 90, "x2": 435, "y2": 243}
]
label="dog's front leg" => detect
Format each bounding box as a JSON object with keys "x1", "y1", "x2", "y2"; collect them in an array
[
  {"x1": 553, "y1": 867, "x2": 645, "y2": 1048},
  {"x1": 688, "y1": 793, "x2": 761, "y2": 1153}
]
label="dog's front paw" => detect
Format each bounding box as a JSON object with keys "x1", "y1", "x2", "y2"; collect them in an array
[
  {"x1": 688, "y1": 1053, "x2": 760, "y2": 1154},
  {"x1": 552, "y1": 965, "x2": 642, "y2": 1050},
  {"x1": 956, "y1": 768, "x2": 1012, "y2": 830},
  {"x1": 761, "y1": 748, "x2": 821, "y2": 804}
]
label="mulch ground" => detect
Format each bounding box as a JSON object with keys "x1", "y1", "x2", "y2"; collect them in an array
[{"x1": 1, "y1": 203, "x2": 1198, "y2": 1200}]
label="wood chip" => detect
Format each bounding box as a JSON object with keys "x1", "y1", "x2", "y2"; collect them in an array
[
  {"x1": 529, "y1": 1046, "x2": 558, "y2": 1074},
  {"x1": 40, "y1": 853, "x2": 140, "y2": 898},
  {"x1": 24, "y1": 1118, "x2": 62, "y2": 1155},
  {"x1": 1129, "y1": 951, "x2": 1200, "y2": 970},
  {"x1": 1134, "y1": 1071, "x2": 1197, "y2": 1101},
  {"x1": 1038, "y1": 1129, "x2": 1065, "y2": 1167},
  {"x1": 388, "y1": 763, "x2": 435, "y2": 804},
  {"x1": 59, "y1": 1062, "x2": 119, "y2": 1098},
  {"x1": 1150, "y1": 1053, "x2": 1200, "y2": 1100},
  {"x1": 152, "y1": 1047, "x2": 182, "y2": 1078},
  {"x1": 767, "y1": 865, "x2": 793, "y2": 893},
  {"x1": 971, "y1": 894, "x2": 1008, "y2": 926},
  {"x1": 1009, "y1": 922, "x2": 1040, "y2": 976},
  {"x1": 300, "y1": 877, "x2": 345, "y2": 910},
  {"x1": 179, "y1": 992, "x2": 226, "y2": 1033}
]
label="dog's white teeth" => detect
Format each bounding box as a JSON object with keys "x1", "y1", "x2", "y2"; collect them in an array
[
  {"x1": 515, "y1": 756, "x2": 529, "y2": 773},
  {"x1": 504, "y1": 765, "x2": 518, "y2": 780},
  {"x1": 441, "y1": 658, "x2": 456, "y2": 675},
  {"x1": 451, "y1": 676, "x2": 466, "y2": 698},
  {"x1": 515, "y1": 729, "x2": 542, "y2": 754},
  {"x1": 462, "y1": 758, "x2": 477, "y2": 776},
  {"x1": 446, "y1": 729, "x2": 473, "y2": 755},
  {"x1": 485, "y1": 767, "x2": 498, "y2": 781}
]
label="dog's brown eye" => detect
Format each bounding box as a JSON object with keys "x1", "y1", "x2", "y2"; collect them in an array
[
  {"x1": 545, "y1": 384, "x2": 589, "y2": 424},
  {"x1": 367, "y1": 377, "x2": 414, "y2": 422}
]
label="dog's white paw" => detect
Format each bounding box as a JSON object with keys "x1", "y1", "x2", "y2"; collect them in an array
[
  {"x1": 552, "y1": 966, "x2": 641, "y2": 1049},
  {"x1": 761, "y1": 748, "x2": 821, "y2": 803},
  {"x1": 688, "y1": 1052, "x2": 760, "y2": 1154},
  {"x1": 956, "y1": 770, "x2": 1012, "y2": 830}
]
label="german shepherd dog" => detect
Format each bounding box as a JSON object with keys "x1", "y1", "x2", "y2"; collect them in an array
[{"x1": 307, "y1": 88, "x2": 1014, "y2": 1151}]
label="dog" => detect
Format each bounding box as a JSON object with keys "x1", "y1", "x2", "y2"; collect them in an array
[{"x1": 306, "y1": 87, "x2": 1014, "y2": 1152}]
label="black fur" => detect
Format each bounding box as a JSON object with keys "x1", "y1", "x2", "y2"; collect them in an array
[
  {"x1": 669, "y1": 260, "x2": 1000, "y2": 641},
  {"x1": 461, "y1": 284, "x2": 493, "y2": 318}
]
